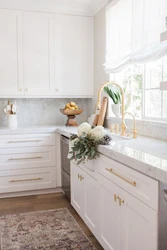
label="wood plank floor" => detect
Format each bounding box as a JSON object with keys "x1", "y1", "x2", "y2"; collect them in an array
[{"x1": 0, "y1": 192, "x2": 103, "y2": 250}]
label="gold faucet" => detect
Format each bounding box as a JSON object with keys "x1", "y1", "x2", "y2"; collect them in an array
[
  {"x1": 124, "y1": 112, "x2": 138, "y2": 138},
  {"x1": 97, "y1": 81, "x2": 126, "y2": 136}
]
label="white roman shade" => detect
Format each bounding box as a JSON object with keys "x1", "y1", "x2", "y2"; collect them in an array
[{"x1": 105, "y1": 0, "x2": 167, "y2": 73}]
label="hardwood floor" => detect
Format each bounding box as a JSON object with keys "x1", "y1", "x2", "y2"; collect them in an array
[{"x1": 0, "y1": 192, "x2": 103, "y2": 250}]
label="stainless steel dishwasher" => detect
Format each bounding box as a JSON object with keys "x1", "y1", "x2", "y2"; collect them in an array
[{"x1": 61, "y1": 135, "x2": 71, "y2": 200}]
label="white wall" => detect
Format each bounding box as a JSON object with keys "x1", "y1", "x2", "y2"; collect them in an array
[{"x1": 94, "y1": 5, "x2": 109, "y2": 96}]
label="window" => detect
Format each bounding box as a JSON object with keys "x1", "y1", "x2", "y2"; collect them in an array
[
  {"x1": 109, "y1": 56, "x2": 167, "y2": 120},
  {"x1": 106, "y1": 0, "x2": 167, "y2": 122}
]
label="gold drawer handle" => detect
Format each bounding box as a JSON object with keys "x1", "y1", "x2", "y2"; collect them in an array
[
  {"x1": 114, "y1": 194, "x2": 120, "y2": 202},
  {"x1": 8, "y1": 156, "x2": 43, "y2": 161},
  {"x1": 9, "y1": 178, "x2": 43, "y2": 183},
  {"x1": 119, "y1": 198, "x2": 124, "y2": 206},
  {"x1": 106, "y1": 168, "x2": 136, "y2": 187},
  {"x1": 8, "y1": 140, "x2": 42, "y2": 143}
]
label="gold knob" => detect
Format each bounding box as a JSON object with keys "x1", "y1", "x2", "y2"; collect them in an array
[
  {"x1": 19, "y1": 88, "x2": 22, "y2": 92},
  {"x1": 119, "y1": 198, "x2": 124, "y2": 206},
  {"x1": 25, "y1": 88, "x2": 28, "y2": 92},
  {"x1": 114, "y1": 194, "x2": 120, "y2": 202}
]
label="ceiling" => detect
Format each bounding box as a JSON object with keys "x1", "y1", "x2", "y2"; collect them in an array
[{"x1": 0, "y1": 0, "x2": 111, "y2": 16}]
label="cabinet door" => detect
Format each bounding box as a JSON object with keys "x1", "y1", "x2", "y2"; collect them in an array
[
  {"x1": 22, "y1": 12, "x2": 54, "y2": 96},
  {"x1": 0, "y1": 9, "x2": 23, "y2": 96},
  {"x1": 121, "y1": 191, "x2": 158, "y2": 250},
  {"x1": 99, "y1": 174, "x2": 122, "y2": 250},
  {"x1": 54, "y1": 14, "x2": 93, "y2": 97},
  {"x1": 83, "y1": 173, "x2": 99, "y2": 238},
  {"x1": 71, "y1": 162, "x2": 85, "y2": 216}
]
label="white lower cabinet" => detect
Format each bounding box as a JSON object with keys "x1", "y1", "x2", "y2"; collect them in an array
[
  {"x1": 98, "y1": 174, "x2": 122, "y2": 250},
  {"x1": 121, "y1": 190, "x2": 158, "y2": 250},
  {"x1": 71, "y1": 158, "x2": 158, "y2": 250},
  {"x1": 71, "y1": 162, "x2": 99, "y2": 237}
]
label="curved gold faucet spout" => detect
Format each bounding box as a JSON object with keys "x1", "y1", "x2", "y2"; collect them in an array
[
  {"x1": 124, "y1": 112, "x2": 138, "y2": 138},
  {"x1": 97, "y1": 81, "x2": 126, "y2": 136}
]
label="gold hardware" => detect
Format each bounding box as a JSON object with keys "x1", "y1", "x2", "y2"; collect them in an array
[
  {"x1": 110, "y1": 124, "x2": 115, "y2": 133},
  {"x1": 55, "y1": 88, "x2": 58, "y2": 92},
  {"x1": 115, "y1": 124, "x2": 119, "y2": 134},
  {"x1": 124, "y1": 112, "x2": 138, "y2": 139},
  {"x1": 106, "y1": 168, "x2": 136, "y2": 187},
  {"x1": 80, "y1": 176, "x2": 84, "y2": 181},
  {"x1": 96, "y1": 81, "x2": 126, "y2": 136},
  {"x1": 25, "y1": 88, "x2": 28, "y2": 91},
  {"x1": 7, "y1": 140, "x2": 42, "y2": 143},
  {"x1": 19, "y1": 88, "x2": 22, "y2": 92},
  {"x1": 119, "y1": 198, "x2": 124, "y2": 206},
  {"x1": 9, "y1": 177, "x2": 43, "y2": 183},
  {"x1": 8, "y1": 156, "x2": 42, "y2": 161},
  {"x1": 114, "y1": 194, "x2": 120, "y2": 202},
  {"x1": 78, "y1": 174, "x2": 84, "y2": 181}
]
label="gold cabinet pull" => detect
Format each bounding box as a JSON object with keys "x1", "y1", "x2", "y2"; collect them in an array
[
  {"x1": 7, "y1": 140, "x2": 42, "y2": 143},
  {"x1": 106, "y1": 168, "x2": 136, "y2": 187},
  {"x1": 8, "y1": 156, "x2": 43, "y2": 161},
  {"x1": 9, "y1": 177, "x2": 43, "y2": 183},
  {"x1": 78, "y1": 174, "x2": 81, "y2": 179},
  {"x1": 114, "y1": 194, "x2": 120, "y2": 202},
  {"x1": 119, "y1": 198, "x2": 124, "y2": 206},
  {"x1": 80, "y1": 176, "x2": 84, "y2": 181}
]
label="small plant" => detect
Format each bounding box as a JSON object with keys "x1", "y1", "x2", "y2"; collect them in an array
[
  {"x1": 104, "y1": 85, "x2": 121, "y2": 104},
  {"x1": 68, "y1": 123, "x2": 111, "y2": 165}
]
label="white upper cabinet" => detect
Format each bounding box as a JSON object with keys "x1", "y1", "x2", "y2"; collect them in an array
[
  {"x1": 22, "y1": 12, "x2": 54, "y2": 96},
  {"x1": 0, "y1": 9, "x2": 23, "y2": 96},
  {"x1": 54, "y1": 14, "x2": 94, "y2": 97},
  {"x1": 0, "y1": 9, "x2": 93, "y2": 97}
]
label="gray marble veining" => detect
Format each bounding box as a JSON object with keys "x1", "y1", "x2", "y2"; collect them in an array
[{"x1": 0, "y1": 98, "x2": 92, "y2": 127}]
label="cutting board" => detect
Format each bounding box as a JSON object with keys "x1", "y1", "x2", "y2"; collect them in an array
[{"x1": 97, "y1": 97, "x2": 108, "y2": 126}]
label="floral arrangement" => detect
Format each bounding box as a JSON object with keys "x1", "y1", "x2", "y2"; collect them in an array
[{"x1": 68, "y1": 122, "x2": 111, "y2": 165}]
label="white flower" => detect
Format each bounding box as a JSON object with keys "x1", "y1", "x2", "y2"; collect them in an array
[
  {"x1": 89, "y1": 126, "x2": 106, "y2": 140},
  {"x1": 77, "y1": 122, "x2": 91, "y2": 137}
]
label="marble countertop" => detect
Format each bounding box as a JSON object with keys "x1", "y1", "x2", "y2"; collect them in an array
[{"x1": 0, "y1": 125, "x2": 167, "y2": 183}]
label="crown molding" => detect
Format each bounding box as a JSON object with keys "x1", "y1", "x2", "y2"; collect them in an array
[
  {"x1": 0, "y1": 0, "x2": 110, "y2": 16},
  {"x1": 91, "y1": 0, "x2": 111, "y2": 15}
]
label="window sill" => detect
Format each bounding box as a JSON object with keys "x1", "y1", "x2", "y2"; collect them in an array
[{"x1": 107, "y1": 116, "x2": 167, "y2": 128}]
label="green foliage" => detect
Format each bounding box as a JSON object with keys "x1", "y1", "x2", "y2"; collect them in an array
[
  {"x1": 69, "y1": 133, "x2": 111, "y2": 165},
  {"x1": 104, "y1": 85, "x2": 121, "y2": 104}
]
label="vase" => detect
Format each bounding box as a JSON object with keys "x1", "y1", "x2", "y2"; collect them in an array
[{"x1": 112, "y1": 103, "x2": 121, "y2": 117}]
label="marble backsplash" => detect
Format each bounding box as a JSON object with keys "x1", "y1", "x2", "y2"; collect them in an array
[{"x1": 0, "y1": 98, "x2": 92, "y2": 127}]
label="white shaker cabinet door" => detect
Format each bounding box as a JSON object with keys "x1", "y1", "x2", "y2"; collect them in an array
[
  {"x1": 0, "y1": 9, "x2": 23, "y2": 96},
  {"x1": 83, "y1": 173, "x2": 99, "y2": 238},
  {"x1": 71, "y1": 162, "x2": 85, "y2": 216},
  {"x1": 22, "y1": 12, "x2": 54, "y2": 96},
  {"x1": 121, "y1": 190, "x2": 158, "y2": 250},
  {"x1": 54, "y1": 14, "x2": 93, "y2": 97},
  {"x1": 99, "y1": 174, "x2": 122, "y2": 250}
]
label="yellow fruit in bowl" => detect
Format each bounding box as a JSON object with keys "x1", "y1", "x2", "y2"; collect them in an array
[
  {"x1": 64, "y1": 101, "x2": 80, "y2": 111},
  {"x1": 70, "y1": 102, "x2": 76, "y2": 107}
]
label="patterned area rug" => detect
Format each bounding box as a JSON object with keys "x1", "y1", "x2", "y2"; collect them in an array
[{"x1": 0, "y1": 208, "x2": 96, "y2": 250}]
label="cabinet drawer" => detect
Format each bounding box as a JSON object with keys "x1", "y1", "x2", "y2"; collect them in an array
[
  {"x1": 0, "y1": 133, "x2": 55, "y2": 148},
  {"x1": 97, "y1": 155, "x2": 158, "y2": 211},
  {"x1": 0, "y1": 146, "x2": 55, "y2": 170},
  {"x1": 0, "y1": 167, "x2": 56, "y2": 194}
]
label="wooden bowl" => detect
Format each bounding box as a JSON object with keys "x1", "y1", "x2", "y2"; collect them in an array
[
  {"x1": 60, "y1": 109, "x2": 83, "y2": 126},
  {"x1": 60, "y1": 109, "x2": 83, "y2": 116}
]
